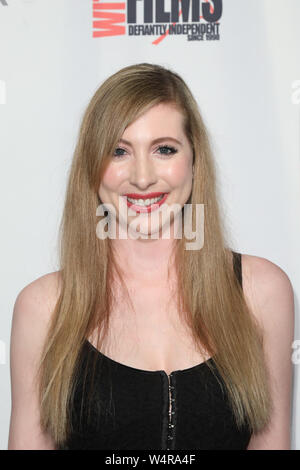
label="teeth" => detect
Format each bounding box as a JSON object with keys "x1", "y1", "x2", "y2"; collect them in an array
[{"x1": 127, "y1": 194, "x2": 164, "y2": 206}]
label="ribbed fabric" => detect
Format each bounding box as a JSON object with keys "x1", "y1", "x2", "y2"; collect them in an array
[{"x1": 59, "y1": 251, "x2": 252, "y2": 450}]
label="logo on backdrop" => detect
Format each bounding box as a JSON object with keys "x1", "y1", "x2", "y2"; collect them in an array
[{"x1": 92, "y1": 0, "x2": 222, "y2": 44}]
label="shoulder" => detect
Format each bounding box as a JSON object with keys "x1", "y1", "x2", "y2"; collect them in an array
[
  {"x1": 13, "y1": 271, "x2": 62, "y2": 319},
  {"x1": 240, "y1": 254, "x2": 295, "y2": 449},
  {"x1": 8, "y1": 273, "x2": 61, "y2": 449},
  {"x1": 240, "y1": 253, "x2": 294, "y2": 327},
  {"x1": 11, "y1": 271, "x2": 62, "y2": 362}
]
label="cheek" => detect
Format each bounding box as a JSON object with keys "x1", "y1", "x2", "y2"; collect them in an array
[
  {"x1": 99, "y1": 165, "x2": 125, "y2": 193},
  {"x1": 166, "y1": 161, "x2": 191, "y2": 187}
]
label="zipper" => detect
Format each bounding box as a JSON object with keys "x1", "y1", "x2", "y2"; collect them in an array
[
  {"x1": 166, "y1": 372, "x2": 175, "y2": 450},
  {"x1": 160, "y1": 370, "x2": 176, "y2": 450}
]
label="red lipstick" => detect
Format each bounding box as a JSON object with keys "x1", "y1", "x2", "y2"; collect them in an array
[
  {"x1": 122, "y1": 192, "x2": 169, "y2": 213},
  {"x1": 123, "y1": 192, "x2": 166, "y2": 199}
]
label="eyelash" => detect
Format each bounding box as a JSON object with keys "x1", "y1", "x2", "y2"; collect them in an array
[{"x1": 112, "y1": 145, "x2": 178, "y2": 159}]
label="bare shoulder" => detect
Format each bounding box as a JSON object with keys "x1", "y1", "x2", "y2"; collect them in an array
[
  {"x1": 12, "y1": 271, "x2": 62, "y2": 331},
  {"x1": 14, "y1": 270, "x2": 62, "y2": 310},
  {"x1": 8, "y1": 271, "x2": 62, "y2": 449},
  {"x1": 10, "y1": 270, "x2": 62, "y2": 379},
  {"x1": 240, "y1": 254, "x2": 295, "y2": 449},
  {"x1": 241, "y1": 253, "x2": 295, "y2": 329}
]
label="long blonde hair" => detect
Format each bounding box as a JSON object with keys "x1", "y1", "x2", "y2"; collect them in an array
[{"x1": 37, "y1": 63, "x2": 273, "y2": 448}]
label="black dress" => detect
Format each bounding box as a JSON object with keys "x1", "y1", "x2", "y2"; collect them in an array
[{"x1": 58, "y1": 251, "x2": 252, "y2": 450}]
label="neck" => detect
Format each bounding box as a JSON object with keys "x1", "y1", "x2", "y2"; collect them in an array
[{"x1": 110, "y1": 237, "x2": 177, "y2": 283}]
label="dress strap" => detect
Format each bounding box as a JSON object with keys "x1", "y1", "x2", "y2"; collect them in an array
[{"x1": 232, "y1": 251, "x2": 243, "y2": 289}]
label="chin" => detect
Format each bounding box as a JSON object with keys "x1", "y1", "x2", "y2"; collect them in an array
[{"x1": 128, "y1": 225, "x2": 162, "y2": 239}]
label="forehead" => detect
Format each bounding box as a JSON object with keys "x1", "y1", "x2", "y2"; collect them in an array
[{"x1": 121, "y1": 103, "x2": 186, "y2": 140}]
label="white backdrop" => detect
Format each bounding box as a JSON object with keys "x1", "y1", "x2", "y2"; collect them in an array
[{"x1": 0, "y1": 0, "x2": 299, "y2": 450}]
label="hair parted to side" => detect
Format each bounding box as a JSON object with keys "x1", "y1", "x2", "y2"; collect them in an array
[{"x1": 36, "y1": 63, "x2": 273, "y2": 448}]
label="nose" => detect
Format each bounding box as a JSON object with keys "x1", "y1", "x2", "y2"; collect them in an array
[{"x1": 128, "y1": 153, "x2": 157, "y2": 189}]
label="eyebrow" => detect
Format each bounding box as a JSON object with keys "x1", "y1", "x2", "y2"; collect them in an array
[{"x1": 118, "y1": 137, "x2": 183, "y2": 146}]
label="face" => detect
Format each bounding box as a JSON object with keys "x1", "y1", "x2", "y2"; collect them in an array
[{"x1": 98, "y1": 102, "x2": 194, "y2": 239}]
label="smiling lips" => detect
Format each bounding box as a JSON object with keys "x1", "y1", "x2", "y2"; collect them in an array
[{"x1": 122, "y1": 192, "x2": 169, "y2": 213}]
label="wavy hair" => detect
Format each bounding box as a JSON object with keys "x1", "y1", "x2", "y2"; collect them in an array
[{"x1": 36, "y1": 63, "x2": 273, "y2": 447}]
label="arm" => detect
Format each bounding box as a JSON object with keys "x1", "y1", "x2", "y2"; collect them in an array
[
  {"x1": 242, "y1": 255, "x2": 295, "y2": 450},
  {"x1": 7, "y1": 272, "x2": 61, "y2": 450}
]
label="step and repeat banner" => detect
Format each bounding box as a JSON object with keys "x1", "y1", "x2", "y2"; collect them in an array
[{"x1": 0, "y1": 0, "x2": 299, "y2": 449}]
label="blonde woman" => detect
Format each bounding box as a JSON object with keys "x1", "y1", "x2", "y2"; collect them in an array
[{"x1": 8, "y1": 63, "x2": 294, "y2": 450}]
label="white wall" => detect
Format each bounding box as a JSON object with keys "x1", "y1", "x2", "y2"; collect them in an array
[{"x1": 1, "y1": 0, "x2": 299, "y2": 449}]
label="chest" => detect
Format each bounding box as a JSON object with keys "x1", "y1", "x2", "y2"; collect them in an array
[
  {"x1": 89, "y1": 282, "x2": 211, "y2": 375},
  {"x1": 64, "y1": 349, "x2": 252, "y2": 450}
]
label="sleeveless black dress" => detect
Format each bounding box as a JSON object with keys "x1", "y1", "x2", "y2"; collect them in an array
[{"x1": 58, "y1": 251, "x2": 252, "y2": 450}]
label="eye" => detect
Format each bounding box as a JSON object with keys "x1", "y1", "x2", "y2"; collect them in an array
[
  {"x1": 156, "y1": 145, "x2": 178, "y2": 156},
  {"x1": 112, "y1": 147, "x2": 127, "y2": 158},
  {"x1": 112, "y1": 145, "x2": 178, "y2": 159}
]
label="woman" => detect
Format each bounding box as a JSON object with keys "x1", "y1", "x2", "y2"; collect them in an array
[{"x1": 8, "y1": 63, "x2": 294, "y2": 450}]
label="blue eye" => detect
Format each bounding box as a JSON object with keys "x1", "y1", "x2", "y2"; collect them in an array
[
  {"x1": 157, "y1": 145, "x2": 178, "y2": 156},
  {"x1": 112, "y1": 147, "x2": 127, "y2": 158},
  {"x1": 112, "y1": 145, "x2": 178, "y2": 158}
]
